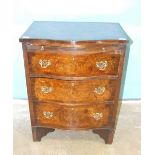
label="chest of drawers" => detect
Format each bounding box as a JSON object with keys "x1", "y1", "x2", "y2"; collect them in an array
[{"x1": 19, "y1": 21, "x2": 131, "y2": 144}]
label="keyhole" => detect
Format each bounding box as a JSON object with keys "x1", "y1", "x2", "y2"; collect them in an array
[{"x1": 71, "y1": 82, "x2": 75, "y2": 86}]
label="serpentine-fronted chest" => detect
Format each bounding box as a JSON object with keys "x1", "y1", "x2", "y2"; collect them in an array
[{"x1": 19, "y1": 21, "x2": 131, "y2": 144}]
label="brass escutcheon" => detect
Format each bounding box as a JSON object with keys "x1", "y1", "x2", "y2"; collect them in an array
[
  {"x1": 96, "y1": 61, "x2": 108, "y2": 70},
  {"x1": 94, "y1": 86, "x2": 105, "y2": 95},
  {"x1": 39, "y1": 59, "x2": 51, "y2": 68},
  {"x1": 43, "y1": 111, "x2": 53, "y2": 119},
  {"x1": 92, "y1": 112, "x2": 103, "y2": 120},
  {"x1": 41, "y1": 86, "x2": 53, "y2": 94}
]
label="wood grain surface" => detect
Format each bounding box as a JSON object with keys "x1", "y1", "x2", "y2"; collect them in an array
[
  {"x1": 34, "y1": 103, "x2": 113, "y2": 129},
  {"x1": 28, "y1": 51, "x2": 121, "y2": 77},
  {"x1": 31, "y1": 78, "x2": 117, "y2": 103}
]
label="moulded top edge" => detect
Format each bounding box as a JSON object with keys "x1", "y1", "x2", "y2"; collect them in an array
[{"x1": 19, "y1": 21, "x2": 132, "y2": 44}]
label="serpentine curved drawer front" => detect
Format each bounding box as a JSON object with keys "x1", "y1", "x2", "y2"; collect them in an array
[
  {"x1": 28, "y1": 51, "x2": 121, "y2": 77},
  {"x1": 35, "y1": 103, "x2": 112, "y2": 129},
  {"x1": 31, "y1": 78, "x2": 116, "y2": 103}
]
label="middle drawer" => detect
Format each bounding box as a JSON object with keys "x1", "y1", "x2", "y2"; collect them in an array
[{"x1": 31, "y1": 78, "x2": 117, "y2": 103}]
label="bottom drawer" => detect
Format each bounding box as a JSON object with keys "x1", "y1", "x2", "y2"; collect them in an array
[{"x1": 34, "y1": 103, "x2": 113, "y2": 129}]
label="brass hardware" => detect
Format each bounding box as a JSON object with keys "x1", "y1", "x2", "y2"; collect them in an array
[
  {"x1": 39, "y1": 59, "x2": 51, "y2": 68},
  {"x1": 92, "y1": 112, "x2": 103, "y2": 120},
  {"x1": 102, "y1": 48, "x2": 105, "y2": 52},
  {"x1": 41, "y1": 86, "x2": 53, "y2": 94},
  {"x1": 71, "y1": 82, "x2": 75, "y2": 86},
  {"x1": 40, "y1": 46, "x2": 45, "y2": 51},
  {"x1": 96, "y1": 61, "x2": 108, "y2": 70},
  {"x1": 94, "y1": 86, "x2": 105, "y2": 95},
  {"x1": 43, "y1": 111, "x2": 53, "y2": 119}
]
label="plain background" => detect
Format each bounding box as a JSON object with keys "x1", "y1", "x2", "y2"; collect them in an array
[{"x1": 13, "y1": 0, "x2": 140, "y2": 100}]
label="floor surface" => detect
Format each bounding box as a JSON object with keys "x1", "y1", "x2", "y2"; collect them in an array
[{"x1": 13, "y1": 100, "x2": 141, "y2": 155}]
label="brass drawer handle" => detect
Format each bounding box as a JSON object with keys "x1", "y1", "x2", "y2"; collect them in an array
[
  {"x1": 41, "y1": 86, "x2": 53, "y2": 94},
  {"x1": 43, "y1": 111, "x2": 53, "y2": 119},
  {"x1": 94, "y1": 86, "x2": 105, "y2": 95},
  {"x1": 92, "y1": 112, "x2": 103, "y2": 120},
  {"x1": 39, "y1": 59, "x2": 51, "y2": 68},
  {"x1": 96, "y1": 61, "x2": 108, "y2": 70}
]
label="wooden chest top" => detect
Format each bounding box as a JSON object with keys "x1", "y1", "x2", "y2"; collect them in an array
[{"x1": 19, "y1": 21, "x2": 130, "y2": 43}]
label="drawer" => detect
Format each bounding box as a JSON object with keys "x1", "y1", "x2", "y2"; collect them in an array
[
  {"x1": 34, "y1": 103, "x2": 112, "y2": 129},
  {"x1": 31, "y1": 78, "x2": 116, "y2": 103},
  {"x1": 28, "y1": 51, "x2": 121, "y2": 77}
]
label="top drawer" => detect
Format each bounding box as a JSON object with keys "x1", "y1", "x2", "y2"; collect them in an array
[{"x1": 27, "y1": 45, "x2": 124, "y2": 77}]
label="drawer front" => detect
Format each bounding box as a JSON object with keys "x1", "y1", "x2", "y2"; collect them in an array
[
  {"x1": 35, "y1": 103, "x2": 112, "y2": 129},
  {"x1": 28, "y1": 51, "x2": 121, "y2": 76},
  {"x1": 31, "y1": 78, "x2": 116, "y2": 103}
]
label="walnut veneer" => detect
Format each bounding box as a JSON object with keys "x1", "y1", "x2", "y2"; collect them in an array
[{"x1": 19, "y1": 21, "x2": 131, "y2": 144}]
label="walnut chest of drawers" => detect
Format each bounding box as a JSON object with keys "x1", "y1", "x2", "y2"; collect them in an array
[{"x1": 19, "y1": 21, "x2": 131, "y2": 144}]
